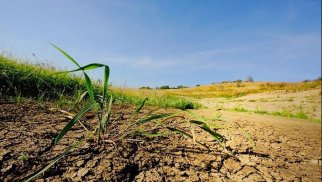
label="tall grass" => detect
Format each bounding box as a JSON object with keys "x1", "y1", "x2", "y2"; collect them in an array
[
  {"x1": 0, "y1": 55, "x2": 86, "y2": 100},
  {"x1": 0, "y1": 54, "x2": 199, "y2": 109}
]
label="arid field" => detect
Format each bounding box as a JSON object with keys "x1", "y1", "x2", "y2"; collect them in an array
[
  {"x1": 1, "y1": 1, "x2": 321, "y2": 181},
  {"x1": 1, "y1": 57, "x2": 321, "y2": 181}
]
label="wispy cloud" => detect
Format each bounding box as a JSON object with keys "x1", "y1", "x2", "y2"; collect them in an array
[
  {"x1": 187, "y1": 48, "x2": 245, "y2": 59},
  {"x1": 100, "y1": 31, "x2": 320, "y2": 77},
  {"x1": 101, "y1": 47, "x2": 248, "y2": 71}
]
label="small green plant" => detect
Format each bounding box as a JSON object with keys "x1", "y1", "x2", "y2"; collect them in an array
[
  {"x1": 272, "y1": 110, "x2": 308, "y2": 119},
  {"x1": 231, "y1": 106, "x2": 248, "y2": 112},
  {"x1": 49, "y1": 43, "x2": 113, "y2": 145},
  {"x1": 18, "y1": 154, "x2": 29, "y2": 161},
  {"x1": 254, "y1": 109, "x2": 269, "y2": 114}
]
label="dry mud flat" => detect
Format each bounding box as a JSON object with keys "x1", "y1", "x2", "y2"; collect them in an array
[{"x1": 0, "y1": 101, "x2": 321, "y2": 181}]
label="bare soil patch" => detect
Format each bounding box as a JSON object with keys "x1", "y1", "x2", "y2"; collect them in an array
[{"x1": 0, "y1": 100, "x2": 321, "y2": 181}]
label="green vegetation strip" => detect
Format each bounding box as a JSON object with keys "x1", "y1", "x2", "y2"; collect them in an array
[
  {"x1": 0, "y1": 55, "x2": 199, "y2": 109},
  {"x1": 230, "y1": 106, "x2": 321, "y2": 123}
]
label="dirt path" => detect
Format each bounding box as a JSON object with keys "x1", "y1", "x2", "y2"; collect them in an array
[{"x1": 0, "y1": 100, "x2": 321, "y2": 181}]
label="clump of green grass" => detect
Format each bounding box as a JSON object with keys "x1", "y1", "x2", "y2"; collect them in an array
[
  {"x1": 254, "y1": 109, "x2": 269, "y2": 114},
  {"x1": 230, "y1": 106, "x2": 248, "y2": 112},
  {"x1": 230, "y1": 106, "x2": 315, "y2": 121},
  {"x1": 271, "y1": 110, "x2": 308, "y2": 119}
]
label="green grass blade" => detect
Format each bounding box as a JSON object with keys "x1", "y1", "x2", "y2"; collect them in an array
[
  {"x1": 50, "y1": 43, "x2": 81, "y2": 68},
  {"x1": 189, "y1": 120, "x2": 224, "y2": 145},
  {"x1": 84, "y1": 72, "x2": 95, "y2": 103},
  {"x1": 186, "y1": 110, "x2": 222, "y2": 128},
  {"x1": 25, "y1": 138, "x2": 84, "y2": 182},
  {"x1": 134, "y1": 98, "x2": 148, "y2": 114},
  {"x1": 103, "y1": 66, "x2": 110, "y2": 103},
  {"x1": 66, "y1": 63, "x2": 106, "y2": 73},
  {"x1": 189, "y1": 120, "x2": 205, "y2": 125},
  {"x1": 198, "y1": 124, "x2": 223, "y2": 146},
  {"x1": 185, "y1": 110, "x2": 205, "y2": 121},
  {"x1": 53, "y1": 104, "x2": 96, "y2": 145},
  {"x1": 166, "y1": 127, "x2": 193, "y2": 139},
  {"x1": 73, "y1": 91, "x2": 88, "y2": 109},
  {"x1": 137, "y1": 113, "x2": 174, "y2": 125},
  {"x1": 101, "y1": 95, "x2": 113, "y2": 131},
  {"x1": 127, "y1": 98, "x2": 148, "y2": 122},
  {"x1": 234, "y1": 122, "x2": 255, "y2": 147}
]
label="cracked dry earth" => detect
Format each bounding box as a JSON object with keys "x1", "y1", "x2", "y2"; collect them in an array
[{"x1": 0, "y1": 101, "x2": 321, "y2": 181}]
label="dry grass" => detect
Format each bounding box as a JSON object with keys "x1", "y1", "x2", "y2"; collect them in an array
[{"x1": 162, "y1": 81, "x2": 321, "y2": 98}]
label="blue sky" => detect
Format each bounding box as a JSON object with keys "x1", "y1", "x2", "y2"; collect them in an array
[{"x1": 0, "y1": 0, "x2": 321, "y2": 87}]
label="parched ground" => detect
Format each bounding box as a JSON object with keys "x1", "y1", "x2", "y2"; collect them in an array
[
  {"x1": 0, "y1": 97, "x2": 321, "y2": 181},
  {"x1": 196, "y1": 109, "x2": 321, "y2": 181}
]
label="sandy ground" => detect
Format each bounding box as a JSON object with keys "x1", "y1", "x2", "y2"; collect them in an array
[{"x1": 0, "y1": 96, "x2": 321, "y2": 181}]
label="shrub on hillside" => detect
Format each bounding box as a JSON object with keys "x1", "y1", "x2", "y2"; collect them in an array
[{"x1": 245, "y1": 76, "x2": 254, "y2": 82}]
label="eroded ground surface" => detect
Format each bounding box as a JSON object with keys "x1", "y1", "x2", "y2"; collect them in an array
[{"x1": 0, "y1": 100, "x2": 321, "y2": 181}]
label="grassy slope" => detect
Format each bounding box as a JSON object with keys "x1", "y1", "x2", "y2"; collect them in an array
[
  {"x1": 0, "y1": 55, "x2": 86, "y2": 99},
  {"x1": 0, "y1": 55, "x2": 200, "y2": 109}
]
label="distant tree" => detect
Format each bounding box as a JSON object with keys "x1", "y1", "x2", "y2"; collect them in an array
[
  {"x1": 233, "y1": 79, "x2": 242, "y2": 83},
  {"x1": 196, "y1": 84, "x2": 201, "y2": 87},
  {"x1": 177, "y1": 85, "x2": 188, "y2": 89},
  {"x1": 221, "y1": 80, "x2": 231, "y2": 83},
  {"x1": 160, "y1": 85, "x2": 170, "y2": 89},
  {"x1": 314, "y1": 76, "x2": 322, "y2": 81},
  {"x1": 245, "y1": 76, "x2": 254, "y2": 82},
  {"x1": 139, "y1": 86, "x2": 151, "y2": 89}
]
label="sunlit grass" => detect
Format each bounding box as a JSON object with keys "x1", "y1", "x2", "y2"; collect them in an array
[
  {"x1": 0, "y1": 54, "x2": 86, "y2": 100},
  {"x1": 164, "y1": 81, "x2": 321, "y2": 98},
  {"x1": 0, "y1": 54, "x2": 199, "y2": 109}
]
